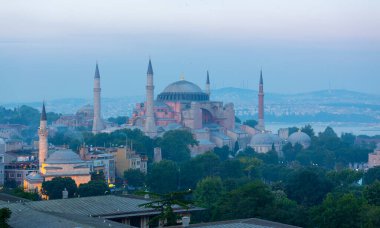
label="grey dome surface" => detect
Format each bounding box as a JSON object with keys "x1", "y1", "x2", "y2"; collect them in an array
[
  {"x1": 157, "y1": 80, "x2": 209, "y2": 102},
  {"x1": 250, "y1": 133, "x2": 281, "y2": 146},
  {"x1": 45, "y1": 149, "x2": 83, "y2": 164},
  {"x1": 26, "y1": 172, "x2": 44, "y2": 181},
  {"x1": 77, "y1": 104, "x2": 93, "y2": 113},
  {"x1": 163, "y1": 80, "x2": 203, "y2": 93},
  {"x1": 288, "y1": 131, "x2": 311, "y2": 148}
]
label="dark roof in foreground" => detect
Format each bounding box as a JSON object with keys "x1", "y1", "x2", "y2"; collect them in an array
[
  {"x1": 0, "y1": 194, "x2": 202, "y2": 228},
  {"x1": 1, "y1": 202, "x2": 129, "y2": 228},
  {"x1": 173, "y1": 218, "x2": 300, "y2": 228},
  {"x1": 0, "y1": 193, "x2": 31, "y2": 203}
]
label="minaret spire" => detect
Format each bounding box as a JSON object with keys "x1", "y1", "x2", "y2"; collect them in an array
[
  {"x1": 38, "y1": 102, "x2": 48, "y2": 170},
  {"x1": 92, "y1": 62, "x2": 105, "y2": 134},
  {"x1": 257, "y1": 69, "x2": 265, "y2": 131},
  {"x1": 144, "y1": 58, "x2": 157, "y2": 138},
  {"x1": 147, "y1": 59, "x2": 154, "y2": 75},
  {"x1": 205, "y1": 70, "x2": 211, "y2": 97},
  {"x1": 41, "y1": 102, "x2": 47, "y2": 121},
  {"x1": 95, "y1": 62, "x2": 100, "y2": 79}
]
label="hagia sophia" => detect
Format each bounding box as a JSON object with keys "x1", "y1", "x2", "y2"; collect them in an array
[
  {"x1": 125, "y1": 59, "x2": 311, "y2": 155},
  {"x1": 22, "y1": 59, "x2": 313, "y2": 195},
  {"x1": 71, "y1": 59, "x2": 312, "y2": 156}
]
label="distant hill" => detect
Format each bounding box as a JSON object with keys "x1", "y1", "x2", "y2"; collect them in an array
[
  {"x1": 1, "y1": 88, "x2": 380, "y2": 122},
  {"x1": 211, "y1": 87, "x2": 380, "y2": 105}
]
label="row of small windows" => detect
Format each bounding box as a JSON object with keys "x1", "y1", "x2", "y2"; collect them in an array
[
  {"x1": 157, "y1": 92, "x2": 209, "y2": 101},
  {"x1": 8, "y1": 173, "x2": 22, "y2": 178}
]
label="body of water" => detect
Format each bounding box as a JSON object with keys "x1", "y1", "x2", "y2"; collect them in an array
[{"x1": 266, "y1": 122, "x2": 380, "y2": 137}]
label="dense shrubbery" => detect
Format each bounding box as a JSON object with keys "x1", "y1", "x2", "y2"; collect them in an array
[{"x1": 125, "y1": 126, "x2": 380, "y2": 227}]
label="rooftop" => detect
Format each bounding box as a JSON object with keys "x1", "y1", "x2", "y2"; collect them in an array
[
  {"x1": 172, "y1": 218, "x2": 299, "y2": 228},
  {"x1": 19, "y1": 195, "x2": 200, "y2": 219}
]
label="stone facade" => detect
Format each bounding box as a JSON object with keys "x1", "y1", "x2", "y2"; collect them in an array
[
  {"x1": 129, "y1": 60, "x2": 238, "y2": 155},
  {"x1": 368, "y1": 144, "x2": 380, "y2": 168},
  {"x1": 114, "y1": 147, "x2": 148, "y2": 178}
]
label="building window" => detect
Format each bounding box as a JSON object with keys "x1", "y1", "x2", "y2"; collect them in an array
[
  {"x1": 17, "y1": 173, "x2": 22, "y2": 178},
  {"x1": 9, "y1": 173, "x2": 15, "y2": 178}
]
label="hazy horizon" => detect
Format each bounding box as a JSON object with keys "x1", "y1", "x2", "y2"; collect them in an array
[
  {"x1": 1, "y1": 86, "x2": 380, "y2": 105},
  {"x1": 1, "y1": 0, "x2": 379, "y2": 103}
]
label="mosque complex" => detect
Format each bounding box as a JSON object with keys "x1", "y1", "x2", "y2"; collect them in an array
[
  {"x1": 23, "y1": 59, "x2": 311, "y2": 194},
  {"x1": 103, "y1": 59, "x2": 311, "y2": 155}
]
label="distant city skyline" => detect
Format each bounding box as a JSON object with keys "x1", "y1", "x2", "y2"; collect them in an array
[{"x1": 1, "y1": 0, "x2": 379, "y2": 103}]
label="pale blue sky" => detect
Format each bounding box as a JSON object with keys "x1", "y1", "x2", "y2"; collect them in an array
[{"x1": 0, "y1": 0, "x2": 379, "y2": 102}]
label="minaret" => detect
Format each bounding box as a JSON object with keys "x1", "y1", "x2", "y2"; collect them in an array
[
  {"x1": 38, "y1": 102, "x2": 48, "y2": 171},
  {"x1": 205, "y1": 71, "x2": 211, "y2": 97},
  {"x1": 257, "y1": 70, "x2": 265, "y2": 131},
  {"x1": 92, "y1": 63, "x2": 104, "y2": 134},
  {"x1": 144, "y1": 59, "x2": 157, "y2": 138}
]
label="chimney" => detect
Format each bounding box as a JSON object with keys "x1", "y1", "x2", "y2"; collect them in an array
[
  {"x1": 62, "y1": 188, "x2": 68, "y2": 199},
  {"x1": 182, "y1": 216, "x2": 190, "y2": 227},
  {"x1": 79, "y1": 146, "x2": 88, "y2": 160}
]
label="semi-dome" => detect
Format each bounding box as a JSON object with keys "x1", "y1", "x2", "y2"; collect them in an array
[
  {"x1": 76, "y1": 104, "x2": 94, "y2": 116},
  {"x1": 45, "y1": 149, "x2": 84, "y2": 164},
  {"x1": 250, "y1": 132, "x2": 281, "y2": 146},
  {"x1": 26, "y1": 172, "x2": 44, "y2": 182},
  {"x1": 288, "y1": 130, "x2": 311, "y2": 148},
  {"x1": 157, "y1": 80, "x2": 209, "y2": 102}
]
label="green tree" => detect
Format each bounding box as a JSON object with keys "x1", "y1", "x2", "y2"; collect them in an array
[
  {"x1": 180, "y1": 152, "x2": 221, "y2": 190},
  {"x1": 254, "y1": 149, "x2": 278, "y2": 164},
  {"x1": 0, "y1": 208, "x2": 11, "y2": 228},
  {"x1": 341, "y1": 133, "x2": 356, "y2": 147},
  {"x1": 11, "y1": 188, "x2": 39, "y2": 201},
  {"x1": 214, "y1": 146, "x2": 230, "y2": 161},
  {"x1": 194, "y1": 177, "x2": 223, "y2": 211},
  {"x1": 139, "y1": 190, "x2": 193, "y2": 227},
  {"x1": 243, "y1": 119, "x2": 258, "y2": 128},
  {"x1": 364, "y1": 166, "x2": 380, "y2": 185},
  {"x1": 146, "y1": 160, "x2": 179, "y2": 194},
  {"x1": 282, "y1": 142, "x2": 302, "y2": 162},
  {"x1": 364, "y1": 180, "x2": 380, "y2": 206},
  {"x1": 236, "y1": 146, "x2": 255, "y2": 157},
  {"x1": 315, "y1": 127, "x2": 341, "y2": 151},
  {"x1": 77, "y1": 180, "x2": 109, "y2": 197},
  {"x1": 213, "y1": 181, "x2": 274, "y2": 221},
  {"x1": 239, "y1": 157, "x2": 262, "y2": 180},
  {"x1": 233, "y1": 141, "x2": 240, "y2": 156},
  {"x1": 363, "y1": 205, "x2": 380, "y2": 227},
  {"x1": 83, "y1": 129, "x2": 154, "y2": 159},
  {"x1": 311, "y1": 193, "x2": 366, "y2": 228},
  {"x1": 219, "y1": 159, "x2": 244, "y2": 179},
  {"x1": 285, "y1": 168, "x2": 333, "y2": 206},
  {"x1": 158, "y1": 130, "x2": 197, "y2": 163},
  {"x1": 267, "y1": 191, "x2": 309, "y2": 227},
  {"x1": 327, "y1": 169, "x2": 363, "y2": 189},
  {"x1": 301, "y1": 124, "x2": 315, "y2": 137},
  {"x1": 124, "y1": 169, "x2": 145, "y2": 187},
  {"x1": 42, "y1": 177, "x2": 78, "y2": 199},
  {"x1": 288, "y1": 127, "x2": 299, "y2": 135}
]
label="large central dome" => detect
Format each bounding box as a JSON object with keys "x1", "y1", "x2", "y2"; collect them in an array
[
  {"x1": 45, "y1": 149, "x2": 84, "y2": 164},
  {"x1": 157, "y1": 80, "x2": 209, "y2": 102}
]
